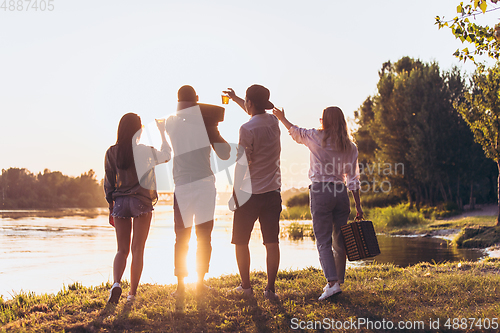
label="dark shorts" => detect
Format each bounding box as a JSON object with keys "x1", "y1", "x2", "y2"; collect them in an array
[
  {"x1": 231, "y1": 190, "x2": 282, "y2": 245},
  {"x1": 112, "y1": 196, "x2": 153, "y2": 218}
]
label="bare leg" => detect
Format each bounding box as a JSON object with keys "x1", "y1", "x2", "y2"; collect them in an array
[
  {"x1": 195, "y1": 220, "x2": 213, "y2": 289},
  {"x1": 113, "y1": 217, "x2": 132, "y2": 284},
  {"x1": 174, "y1": 226, "x2": 190, "y2": 294},
  {"x1": 328, "y1": 280, "x2": 338, "y2": 287},
  {"x1": 173, "y1": 196, "x2": 190, "y2": 294},
  {"x1": 197, "y1": 273, "x2": 205, "y2": 287},
  {"x1": 264, "y1": 243, "x2": 280, "y2": 292},
  {"x1": 176, "y1": 277, "x2": 185, "y2": 295},
  {"x1": 129, "y1": 212, "x2": 152, "y2": 296},
  {"x1": 235, "y1": 244, "x2": 251, "y2": 289}
]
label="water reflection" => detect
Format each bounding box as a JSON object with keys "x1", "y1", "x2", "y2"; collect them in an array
[
  {"x1": 360, "y1": 235, "x2": 485, "y2": 267},
  {"x1": 0, "y1": 206, "x2": 486, "y2": 300}
]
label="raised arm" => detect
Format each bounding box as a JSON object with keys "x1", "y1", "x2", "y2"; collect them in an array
[
  {"x1": 223, "y1": 88, "x2": 246, "y2": 112},
  {"x1": 155, "y1": 119, "x2": 172, "y2": 163},
  {"x1": 272, "y1": 107, "x2": 294, "y2": 130}
]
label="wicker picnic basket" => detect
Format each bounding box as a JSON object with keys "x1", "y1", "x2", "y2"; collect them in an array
[{"x1": 341, "y1": 218, "x2": 381, "y2": 261}]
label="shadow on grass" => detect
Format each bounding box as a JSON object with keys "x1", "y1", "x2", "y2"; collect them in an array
[
  {"x1": 65, "y1": 303, "x2": 119, "y2": 332},
  {"x1": 119, "y1": 301, "x2": 133, "y2": 318}
]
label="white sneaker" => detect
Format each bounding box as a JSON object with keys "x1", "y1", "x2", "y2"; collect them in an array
[
  {"x1": 232, "y1": 284, "x2": 253, "y2": 297},
  {"x1": 318, "y1": 282, "x2": 341, "y2": 300},
  {"x1": 108, "y1": 282, "x2": 122, "y2": 304}
]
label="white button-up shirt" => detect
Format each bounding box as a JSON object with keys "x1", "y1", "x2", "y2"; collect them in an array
[{"x1": 289, "y1": 126, "x2": 360, "y2": 191}]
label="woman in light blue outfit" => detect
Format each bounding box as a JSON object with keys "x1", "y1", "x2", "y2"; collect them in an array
[{"x1": 273, "y1": 106, "x2": 363, "y2": 301}]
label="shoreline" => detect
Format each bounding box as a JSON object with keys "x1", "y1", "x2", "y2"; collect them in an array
[
  {"x1": 485, "y1": 245, "x2": 500, "y2": 258},
  {"x1": 389, "y1": 228, "x2": 500, "y2": 259},
  {"x1": 383, "y1": 204, "x2": 499, "y2": 255},
  {"x1": 430, "y1": 230, "x2": 500, "y2": 259},
  {"x1": 0, "y1": 207, "x2": 108, "y2": 219}
]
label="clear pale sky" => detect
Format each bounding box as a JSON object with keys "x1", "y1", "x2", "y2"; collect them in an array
[{"x1": 0, "y1": 0, "x2": 496, "y2": 190}]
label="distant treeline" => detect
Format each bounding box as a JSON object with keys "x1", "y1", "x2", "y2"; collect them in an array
[
  {"x1": 0, "y1": 168, "x2": 107, "y2": 209},
  {"x1": 354, "y1": 57, "x2": 498, "y2": 209}
]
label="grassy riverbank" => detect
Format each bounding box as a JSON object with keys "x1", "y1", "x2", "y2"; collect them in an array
[
  {"x1": 384, "y1": 215, "x2": 496, "y2": 234},
  {"x1": 1, "y1": 260, "x2": 499, "y2": 332},
  {"x1": 281, "y1": 202, "x2": 500, "y2": 249}
]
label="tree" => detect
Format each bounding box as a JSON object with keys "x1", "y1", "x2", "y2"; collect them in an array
[
  {"x1": 456, "y1": 63, "x2": 500, "y2": 225},
  {"x1": 436, "y1": 0, "x2": 500, "y2": 62},
  {"x1": 1, "y1": 168, "x2": 37, "y2": 208},
  {"x1": 354, "y1": 97, "x2": 377, "y2": 164},
  {"x1": 373, "y1": 58, "x2": 417, "y2": 204},
  {"x1": 354, "y1": 57, "x2": 496, "y2": 209},
  {"x1": 0, "y1": 167, "x2": 107, "y2": 209},
  {"x1": 437, "y1": 0, "x2": 500, "y2": 225}
]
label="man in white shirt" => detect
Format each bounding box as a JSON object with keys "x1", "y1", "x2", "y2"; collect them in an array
[{"x1": 166, "y1": 85, "x2": 230, "y2": 297}]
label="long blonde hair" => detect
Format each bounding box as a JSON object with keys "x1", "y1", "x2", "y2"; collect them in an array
[{"x1": 320, "y1": 106, "x2": 352, "y2": 151}]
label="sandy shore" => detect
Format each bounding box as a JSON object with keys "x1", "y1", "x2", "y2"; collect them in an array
[
  {"x1": 486, "y1": 246, "x2": 500, "y2": 258},
  {"x1": 441, "y1": 204, "x2": 499, "y2": 258}
]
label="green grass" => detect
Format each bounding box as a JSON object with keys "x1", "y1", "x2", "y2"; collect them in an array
[
  {"x1": 281, "y1": 204, "x2": 367, "y2": 221},
  {"x1": 285, "y1": 222, "x2": 314, "y2": 240},
  {"x1": 369, "y1": 204, "x2": 426, "y2": 231},
  {"x1": 1, "y1": 261, "x2": 500, "y2": 332},
  {"x1": 285, "y1": 192, "x2": 309, "y2": 208},
  {"x1": 281, "y1": 200, "x2": 499, "y2": 249},
  {"x1": 280, "y1": 205, "x2": 311, "y2": 220},
  {"x1": 355, "y1": 192, "x2": 402, "y2": 208},
  {"x1": 281, "y1": 192, "x2": 401, "y2": 221},
  {"x1": 454, "y1": 226, "x2": 500, "y2": 248},
  {"x1": 419, "y1": 201, "x2": 462, "y2": 219},
  {"x1": 428, "y1": 215, "x2": 498, "y2": 229},
  {"x1": 391, "y1": 215, "x2": 498, "y2": 239}
]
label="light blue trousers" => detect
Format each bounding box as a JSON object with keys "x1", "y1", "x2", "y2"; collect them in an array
[{"x1": 310, "y1": 182, "x2": 350, "y2": 283}]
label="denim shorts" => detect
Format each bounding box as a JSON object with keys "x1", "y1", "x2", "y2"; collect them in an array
[{"x1": 112, "y1": 196, "x2": 153, "y2": 218}]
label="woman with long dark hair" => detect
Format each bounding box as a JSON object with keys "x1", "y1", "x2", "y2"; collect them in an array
[
  {"x1": 104, "y1": 113, "x2": 171, "y2": 304},
  {"x1": 272, "y1": 106, "x2": 363, "y2": 301}
]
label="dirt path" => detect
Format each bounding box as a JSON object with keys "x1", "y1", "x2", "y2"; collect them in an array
[{"x1": 444, "y1": 204, "x2": 498, "y2": 220}]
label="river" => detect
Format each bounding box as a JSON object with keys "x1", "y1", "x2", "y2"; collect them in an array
[{"x1": 0, "y1": 206, "x2": 486, "y2": 300}]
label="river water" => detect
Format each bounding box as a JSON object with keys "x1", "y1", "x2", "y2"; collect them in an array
[{"x1": 0, "y1": 206, "x2": 486, "y2": 299}]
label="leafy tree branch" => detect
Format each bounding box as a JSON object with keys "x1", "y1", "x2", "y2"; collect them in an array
[{"x1": 436, "y1": 0, "x2": 500, "y2": 62}]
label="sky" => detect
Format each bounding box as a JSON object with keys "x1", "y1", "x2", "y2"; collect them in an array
[{"x1": 1, "y1": 0, "x2": 498, "y2": 191}]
